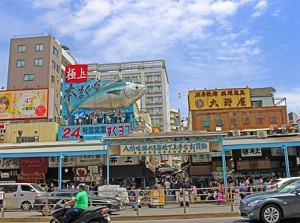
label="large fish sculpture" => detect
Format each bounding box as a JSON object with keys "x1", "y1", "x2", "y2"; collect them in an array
[{"x1": 64, "y1": 80, "x2": 147, "y2": 119}]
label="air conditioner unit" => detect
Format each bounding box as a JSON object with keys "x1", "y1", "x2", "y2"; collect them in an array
[
  {"x1": 232, "y1": 130, "x2": 241, "y2": 137},
  {"x1": 257, "y1": 130, "x2": 268, "y2": 138}
]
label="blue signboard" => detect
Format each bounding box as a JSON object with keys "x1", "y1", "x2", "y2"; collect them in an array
[{"x1": 58, "y1": 123, "x2": 133, "y2": 141}]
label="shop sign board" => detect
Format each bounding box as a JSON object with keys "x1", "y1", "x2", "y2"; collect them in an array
[
  {"x1": 76, "y1": 155, "x2": 103, "y2": 166},
  {"x1": 120, "y1": 142, "x2": 209, "y2": 156},
  {"x1": 58, "y1": 123, "x2": 131, "y2": 141},
  {"x1": 48, "y1": 156, "x2": 76, "y2": 168},
  {"x1": 17, "y1": 173, "x2": 45, "y2": 180},
  {"x1": 106, "y1": 156, "x2": 141, "y2": 166},
  {"x1": 241, "y1": 148, "x2": 262, "y2": 157},
  {"x1": 21, "y1": 157, "x2": 47, "y2": 174},
  {"x1": 189, "y1": 88, "x2": 251, "y2": 111},
  {"x1": 271, "y1": 147, "x2": 297, "y2": 156},
  {"x1": 192, "y1": 154, "x2": 212, "y2": 163},
  {"x1": 0, "y1": 172, "x2": 9, "y2": 178},
  {"x1": 0, "y1": 158, "x2": 20, "y2": 169}
]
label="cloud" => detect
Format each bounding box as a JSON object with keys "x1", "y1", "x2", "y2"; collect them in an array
[
  {"x1": 252, "y1": 0, "x2": 268, "y2": 17},
  {"x1": 5, "y1": 0, "x2": 297, "y2": 118}
]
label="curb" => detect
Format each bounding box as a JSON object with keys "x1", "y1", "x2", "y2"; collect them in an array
[{"x1": 0, "y1": 212, "x2": 240, "y2": 222}]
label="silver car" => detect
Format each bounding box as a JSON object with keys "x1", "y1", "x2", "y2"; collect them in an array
[{"x1": 239, "y1": 179, "x2": 300, "y2": 223}]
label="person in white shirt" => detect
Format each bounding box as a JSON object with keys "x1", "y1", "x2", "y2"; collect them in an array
[
  {"x1": 164, "y1": 180, "x2": 171, "y2": 195},
  {"x1": 0, "y1": 188, "x2": 6, "y2": 211},
  {"x1": 190, "y1": 184, "x2": 198, "y2": 203}
]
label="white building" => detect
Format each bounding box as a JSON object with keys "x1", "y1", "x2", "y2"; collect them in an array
[{"x1": 88, "y1": 60, "x2": 170, "y2": 131}]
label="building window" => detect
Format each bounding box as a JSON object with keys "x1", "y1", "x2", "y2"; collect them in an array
[
  {"x1": 146, "y1": 97, "x2": 154, "y2": 103},
  {"x1": 18, "y1": 45, "x2": 26, "y2": 52},
  {"x1": 146, "y1": 75, "x2": 153, "y2": 82},
  {"x1": 154, "y1": 85, "x2": 161, "y2": 93},
  {"x1": 34, "y1": 58, "x2": 43, "y2": 66},
  {"x1": 24, "y1": 74, "x2": 34, "y2": 81},
  {"x1": 202, "y1": 118, "x2": 211, "y2": 127},
  {"x1": 216, "y1": 118, "x2": 224, "y2": 126},
  {"x1": 148, "y1": 108, "x2": 154, "y2": 114},
  {"x1": 56, "y1": 65, "x2": 60, "y2": 73},
  {"x1": 147, "y1": 86, "x2": 153, "y2": 93},
  {"x1": 35, "y1": 44, "x2": 44, "y2": 51},
  {"x1": 242, "y1": 116, "x2": 252, "y2": 125},
  {"x1": 252, "y1": 101, "x2": 262, "y2": 108},
  {"x1": 51, "y1": 75, "x2": 55, "y2": 83},
  {"x1": 230, "y1": 117, "x2": 238, "y2": 125},
  {"x1": 256, "y1": 116, "x2": 264, "y2": 124},
  {"x1": 53, "y1": 46, "x2": 59, "y2": 57},
  {"x1": 17, "y1": 60, "x2": 25, "y2": 67},
  {"x1": 52, "y1": 60, "x2": 56, "y2": 69},
  {"x1": 154, "y1": 74, "x2": 161, "y2": 81},
  {"x1": 270, "y1": 115, "x2": 278, "y2": 124},
  {"x1": 155, "y1": 96, "x2": 162, "y2": 103},
  {"x1": 154, "y1": 107, "x2": 162, "y2": 114}
]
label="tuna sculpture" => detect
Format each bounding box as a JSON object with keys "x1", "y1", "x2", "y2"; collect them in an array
[{"x1": 64, "y1": 80, "x2": 147, "y2": 119}]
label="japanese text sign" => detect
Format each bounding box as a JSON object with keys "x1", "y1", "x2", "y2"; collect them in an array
[
  {"x1": 188, "y1": 88, "x2": 251, "y2": 110},
  {"x1": 241, "y1": 148, "x2": 262, "y2": 157},
  {"x1": 65, "y1": 64, "x2": 88, "y2": 83},
  {"x1": 120, "y1": 142, "x2": 210, "y2": 155}
]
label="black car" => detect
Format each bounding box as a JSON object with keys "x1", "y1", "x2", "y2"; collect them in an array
[
  {"x1": 33, "y1": 189, "x2": 124, "y2": 216},
  {"x1": 239, "y1": 179, "x2": 300, "y2": 223}
]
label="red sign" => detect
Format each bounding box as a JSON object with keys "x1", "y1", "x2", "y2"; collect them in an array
[
  {"x1": 21, "y1": 157, "x2": 47, "y2": 174},
  {"x1": 65, "y1": 64, "x2": 88, "y2": 83}
]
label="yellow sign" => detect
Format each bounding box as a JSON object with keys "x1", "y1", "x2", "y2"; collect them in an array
[
  {"x1": 17, "y1": 173, "x2": 45, "y2": 180},
  {"x1": 120, "y1": 142, "x2": 210, "y2": 156},
  {"x1": 0, "y1": 89, "x2": 48, "y2": 120},
  {"x1": 188, "y1": 88, "x2": 251, "y2": 110}
]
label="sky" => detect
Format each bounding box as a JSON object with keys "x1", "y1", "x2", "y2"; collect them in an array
[{"x1": 0, "y1": 0, "x2": 299, "y2": 120}]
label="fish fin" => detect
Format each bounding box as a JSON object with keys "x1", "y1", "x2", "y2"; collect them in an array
[{"x1": 107, "y1": 90, "x2": 122, "y2": 95}]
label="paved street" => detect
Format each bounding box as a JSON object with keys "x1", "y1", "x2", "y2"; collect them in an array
[{"x1": 0, "y1": 203, "x2": 240, "y2": 222}]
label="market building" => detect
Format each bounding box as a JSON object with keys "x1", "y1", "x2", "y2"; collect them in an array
[{"x1": 187, "y1": 86, "x2": 299, "y2": 181}]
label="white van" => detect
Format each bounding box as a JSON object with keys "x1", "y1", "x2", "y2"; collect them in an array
[{"x1": 0, "y1": 183, "x2": 46, "y2": 211}]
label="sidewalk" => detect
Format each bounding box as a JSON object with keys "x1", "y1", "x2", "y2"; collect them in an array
[{"x1": 0, "y1": 203, "x2": 240, "y2": 222}]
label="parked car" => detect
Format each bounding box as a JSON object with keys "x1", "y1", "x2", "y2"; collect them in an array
[
  {"x1": 0, "y1": 183, "x2": 46, "y2": 211},
  {"x1": 239, "y1": 178, "x2": 300, "y2": 223},
  {"x1": 33, "y1": 189, "x2": 124, "y2": 216}
]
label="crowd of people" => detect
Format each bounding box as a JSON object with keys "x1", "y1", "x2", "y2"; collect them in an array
[{"x1": 154, "y1": 175, "x2": 277, "y2": 205}]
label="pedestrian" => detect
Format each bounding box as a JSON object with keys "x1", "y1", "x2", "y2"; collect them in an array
[
  {"x1": 216, "y1": 189, "x2": 223, "y2": 205},
  {"x1": 0, "y1": 188, "x2": 5, "y2": 212},
  {"x1": 189, "y1": 183, "x2": 198, "y2": 203},
  {"x1": 164, "y1": 180, "x2": 171, "y2": 196},
  {"x1": 239, "y1": 183, "x2": 247, "y2": 199},
  {"x1": 130, "y1": 185, "x2": 137, "y2": 210}
]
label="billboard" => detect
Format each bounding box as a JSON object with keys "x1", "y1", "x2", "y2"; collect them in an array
[
  {"x1": 58, "y1": 123, "x2": 132, "y2": 141},
  {"x1": 0, "y1": 89, "x2": 48, "y2": 120},
  {"x1": 65, "y1": 64, "x2": 88, "y2": 83},
  {"x1": 189, "y1": 88, "x2": 251, "y2": 111},
  {"x1": 21, "y1": 157, "x2": 47, "y2": 174}
]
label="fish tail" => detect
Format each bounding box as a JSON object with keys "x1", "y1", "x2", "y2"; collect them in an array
[{"x1": 63, "y1": 98, "x2": 74, "y2": 120}]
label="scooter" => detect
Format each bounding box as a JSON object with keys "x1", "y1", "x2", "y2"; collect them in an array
[{"x1": 49, "y1": 200, "x2": 111, "y2": 223}]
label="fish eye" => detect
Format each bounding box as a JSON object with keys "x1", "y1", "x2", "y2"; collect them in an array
[{"x1": 135, "y1": 86, "x2": 139, "y2": 90}]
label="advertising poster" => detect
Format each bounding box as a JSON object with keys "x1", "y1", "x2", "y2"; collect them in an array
[
  {"x1": 21, "y1": 157, "x2": 47, "y2": 174},
  {"x1": 0, "y1": 89, "x2": 48, "y2": 120},
  {"x1": 0, "y1": 158, "x2": 20, "y2": 169}
]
